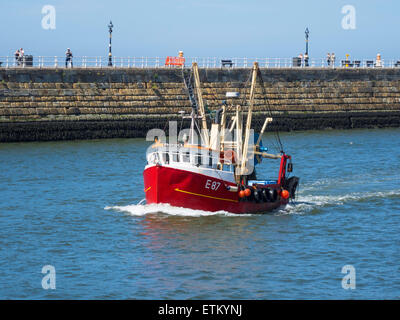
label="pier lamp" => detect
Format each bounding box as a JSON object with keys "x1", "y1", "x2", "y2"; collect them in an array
[
  {"x1": 305, "y1": 27, "x2": 309, "y2": 56},
  {"x1": 304, "y1": 27, "x2": 310, "y2": 67},
  {"x1": 108, "y1": 20, "x2": 114, "y2": 67}
]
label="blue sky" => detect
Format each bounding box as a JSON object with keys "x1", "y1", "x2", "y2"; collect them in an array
[{"x1": 1, "y1": 0, "x2": 399, "y2": 60}]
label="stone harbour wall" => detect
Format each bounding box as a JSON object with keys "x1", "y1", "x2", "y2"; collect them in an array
[{"x1": 0, "y1": 67, "x2": 399, "y2": 142}]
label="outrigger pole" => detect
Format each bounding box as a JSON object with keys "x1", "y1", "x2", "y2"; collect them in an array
[
  {"x1": 192, "y1": 62, "x2": 210, "y2": 147},
  {"x1": 256, "y1": 117, "x2": 273, "y2": 147},
  {"x1": 240, "y1": 62, "x2": 259, "y2": 175}
]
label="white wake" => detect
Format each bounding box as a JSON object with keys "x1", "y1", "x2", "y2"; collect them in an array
[
  {"x1": 105, "y1": 189, "x2": 400, "y2": 217},
  {"x1": 105, "y1": 203, "x2": 247, "y2": 217}
]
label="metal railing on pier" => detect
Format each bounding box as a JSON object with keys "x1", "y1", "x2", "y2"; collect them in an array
[{"x1": 0, "y1": 56, "x2": 399, "y2": 69}]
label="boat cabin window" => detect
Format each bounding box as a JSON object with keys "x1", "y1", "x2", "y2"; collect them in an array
[
  {"x1": 194, "y1": 153, "x2": 202, "y2": 166},
  {"x1": 182, "y1": 152, "x2": 190, "y2": 163},
  {"x1": 161, "y1": 152, "x2": 169, "y2": 164},
  {"x1": 172, "y1": 152, "x2": 179, "y2": 162}
]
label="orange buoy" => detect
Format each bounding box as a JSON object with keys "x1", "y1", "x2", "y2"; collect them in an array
[
  {"x1": 244, "y1": 188, "x2": 251, "y2": 197},
  {"x1": 239, "y1": 190, "x2": 245, "y2": 198},
  {"x1": 281, "y1": 189, "x2": 289, "y2": 199}
]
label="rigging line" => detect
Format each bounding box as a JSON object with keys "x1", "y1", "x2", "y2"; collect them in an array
[
  {"x1": 193, "y1": 114, "x2": 205, "y2": 145},
  {"x1": 265, "y1": 90, "x2": 284, "y2": 152},
  {"x1": 241, "y1": 71, "x2": 253, "y2": 108},
  {"x1": 257, "y1": 68, "x2": 284, "y2": 153},
  {"x1": 250, "y1": 68, "x2": 280, "y2": 152},
  {"x1": 267, "y1": 118, "x2": 282, "y2": 154}
]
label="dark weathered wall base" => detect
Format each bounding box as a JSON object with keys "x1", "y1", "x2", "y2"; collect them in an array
[{"x1": 1, "y1": 111, "x2": 399, "y2": 142}]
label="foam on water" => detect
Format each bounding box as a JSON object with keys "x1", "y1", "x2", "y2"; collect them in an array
[
  {"x1": 106, "y1": 189, "x2": 400, "y2": 217},
  {"x1": 104, "y1": 203, "x2": 249, "y2": 217},
  {"x1": 278, "y1": 188, "x2": 400, "y2": 215},
  {"x1": 300, "y1": 173, "x2": 400, "y2": 192}
]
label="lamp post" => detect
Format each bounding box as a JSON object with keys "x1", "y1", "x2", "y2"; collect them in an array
[
  {"x1": 108, "y1": 21, "x2": 113, "y2": 67},
  {"x1": 304, "y1": 27, "x2": 309, "y2": 66},
  {"x1": 305, "y1": 27, "x2": 309, "y2": 55}
]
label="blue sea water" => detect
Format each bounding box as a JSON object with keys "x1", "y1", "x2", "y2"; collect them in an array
[{"x1": 0, "y1": 128, "x2": 399, "y2": 299}]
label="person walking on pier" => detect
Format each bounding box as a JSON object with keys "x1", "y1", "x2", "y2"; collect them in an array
[{"x1": 65, "y1": 48, "x2": 73, "y2": 68}]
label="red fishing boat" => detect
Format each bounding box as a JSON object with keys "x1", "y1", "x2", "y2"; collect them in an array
[{"x1": 143, "y1": 62, "x2": 299, "y2": 214}]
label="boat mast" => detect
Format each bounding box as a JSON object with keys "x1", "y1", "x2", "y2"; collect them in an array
[
  {"x1": 192, "y1": 62, "x2": 210, "y2": 147},
  {"x1": 240, "y1": 62, "x2": 259, "y2": 175},
  {"x1": 235, "y1": 104, "x2": 243, "y2": 176},
  {"x1": 220, "y1": 104, "x2": 227, "y2": 151}
]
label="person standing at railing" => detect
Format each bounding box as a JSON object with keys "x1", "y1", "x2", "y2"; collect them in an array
[
  {"x1": 178, "y1": 50, "x2": 185, "y2": 67},
  {"x1": 14, "y1": 49, "x2": 20, "y2": 66},
  {"x1": 298, "y1": 53, "x2": 303, "y2": 67},
  {"x1": 326, "y1": 53, "x2": 331, "y2": 66},
  {"x1": 65, "y1": 48, "x2": 73, "y2": 68},
  {"x1": 18, "y1": 48, "x2": 24, "y2": 66},
  {"x1": 331, "y1": 53, "x2": 336, "y2": 67},
  {"x1": 375, "y1": 53, "x2": 382, "y2": 67},
  {"x1": 304, "y1": 53, "x2": 309, "y2": 67}
]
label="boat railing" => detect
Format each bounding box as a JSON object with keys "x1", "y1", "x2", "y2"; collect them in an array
[{"x1": 146, "y1": 146, "x2": 234, "y2": 172}]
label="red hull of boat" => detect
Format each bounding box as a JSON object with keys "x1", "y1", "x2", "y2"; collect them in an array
[{"x1": 143, "y1": 165, "x2": 288, "y2": 214}]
